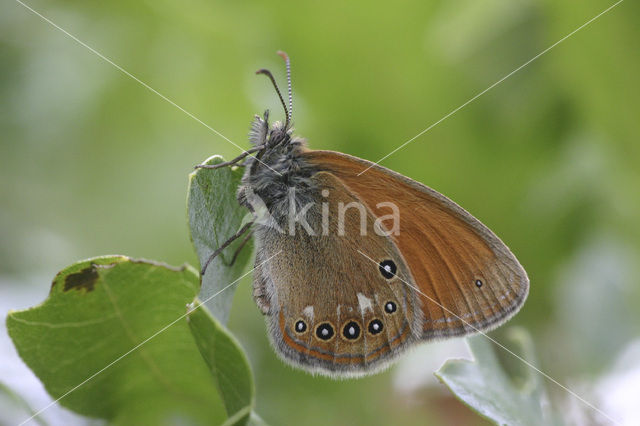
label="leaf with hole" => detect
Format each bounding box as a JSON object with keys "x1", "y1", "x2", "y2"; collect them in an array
[{"x1": 6, "y1": 256, "x2": 254, "y2": 424}]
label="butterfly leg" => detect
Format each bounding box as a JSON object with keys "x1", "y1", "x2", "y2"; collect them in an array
[
  {"x1": 195, "y1": 145, "x2": 265, "y2": 170},
  {"x1": 200, "y1": 221, "x2": 253, "y2": 276},
  {"x1": 228, "y1": 231, "x2": 253, "y2": 266},
  {"x1": 252, "y1": 251, "x2": 272, "y2": 315}
]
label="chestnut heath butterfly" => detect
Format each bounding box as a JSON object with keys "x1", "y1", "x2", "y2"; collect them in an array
[{"x1": 197, "y1": 52, "x2": 529, "y2": 378}]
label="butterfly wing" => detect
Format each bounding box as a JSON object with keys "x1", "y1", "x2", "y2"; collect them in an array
[
  {"x1": 251, "y1": 171, "x2": 423, "y2": 377},
  {"x1": 304, "y1": 150, "x2": 529, "y2": 339}
]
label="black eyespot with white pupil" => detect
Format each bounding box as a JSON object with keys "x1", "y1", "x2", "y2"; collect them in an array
[
  {"x1": 316, "y1": 323, "x2": 334, "y2": 340},
  {"x1": 368, "y1": 319, "x2": 384, "y2": 335},
  {"x1": 384, "y1": 301, "x2": 397, "y2": 314},
  {"x1": 295, "y1": 320, "x2": 307, "y2": 333},
  {"x1": 379, "y1": 260, "x2": 397, "y2": 279},
  {"x1": 475, "y1": 279, "x2": 483, "y2": 288},
  {"x1": 342, "y1": 321, "x2": 361, "y2": 340}
]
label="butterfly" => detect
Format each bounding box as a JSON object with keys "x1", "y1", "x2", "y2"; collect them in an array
[{"x1": 198, "y1": 52, "x2": 529, "y2": 377}]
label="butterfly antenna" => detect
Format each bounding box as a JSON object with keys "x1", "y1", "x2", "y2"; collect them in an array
[
  {"x1": 277, "y1": 51, "x2": 293, "y2": 125},
  {"x1": 256, "y1": 68, "x2": 289, "y2": 128}
]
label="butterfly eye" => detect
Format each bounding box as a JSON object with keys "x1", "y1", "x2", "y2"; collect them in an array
[
  {"x1": 294, "y1": 320, "x2": 307, "y2": 333},
  {"x1": 315, "y1": 323, "x2": 335, "y2": 341},
  {"x1": 378, "y1": 260, "x2": 397, "y2": 279},
  {"x1": 368, "y1": 319, "x2": 384, "y2": 335},
  {"x1": 475, "y1": 279, "x2": 483, "y2": 288},
  {"x1": 384, "y1": 301, "x2": 397, "y2": 314},
  {"x1": 342, "y1": 321, "x2": 361, "y2": 340}
]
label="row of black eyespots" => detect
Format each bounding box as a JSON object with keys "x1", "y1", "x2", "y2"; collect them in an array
[
  {"x1": 293, "y1": 297, "x2": 398, "y2": 340},
  {"x1": 294, "y1": 309, "x2": 396, "y2": 342}
]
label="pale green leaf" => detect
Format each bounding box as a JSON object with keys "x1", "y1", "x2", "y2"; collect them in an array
[
  {"x1": 188, "y1": 155, "x2": 253, "y2": 324},
  {"x1": 435, "y1": 328, "x2": 559, "y2": 426}
]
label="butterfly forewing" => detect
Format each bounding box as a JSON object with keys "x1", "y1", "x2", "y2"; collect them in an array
[{"x1": 305, "y1": 150, "x2": 529, "y2": 339}]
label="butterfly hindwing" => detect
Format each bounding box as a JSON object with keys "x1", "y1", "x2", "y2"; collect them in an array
[{"x1": 251, "y1": 171, "x2": 422, "y2": 376}]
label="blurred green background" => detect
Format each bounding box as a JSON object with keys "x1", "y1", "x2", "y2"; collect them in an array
[{"x1": 1, "y1": 0, "x2": 639, "y2": 424}]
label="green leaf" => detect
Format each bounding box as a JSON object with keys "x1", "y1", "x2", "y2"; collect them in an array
[
  {"x1": 6, "y1": 256, "x2": 228, "y2": 424},
  {"x1": 188, "y1": 155, "x2": 253, "y2": 324},
  {"x1": 187, "y1": 302, "x2": 254, "y2": 424},
  {"x1": 435, "y1": 328, "x2": 559, "y2": 426}
]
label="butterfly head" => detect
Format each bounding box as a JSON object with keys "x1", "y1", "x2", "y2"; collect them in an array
[
  {"x1": 239, "y1": 52, "x2": 317, "y2": 219},
  {"x1": 249, "y1": 110, "x2": 293, "y2": 150}
]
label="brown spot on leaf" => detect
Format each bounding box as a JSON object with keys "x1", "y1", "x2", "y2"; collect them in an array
[{"x1": 64, "y1": 265, "x2": 99, "y2": 292}]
